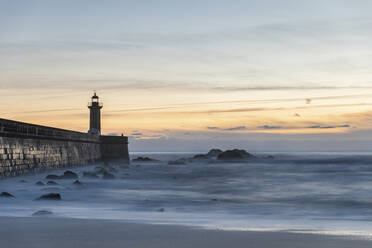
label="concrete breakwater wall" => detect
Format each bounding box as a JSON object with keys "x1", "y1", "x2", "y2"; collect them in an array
[
  {"x1": 0, "y1": 118, "x2": 102, "y2": 178},
  {"x1": 100, "y1": 135, "x2": 129, "y2": 161}
]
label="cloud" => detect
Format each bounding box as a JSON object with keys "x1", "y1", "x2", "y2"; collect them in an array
[
  {"x1": 257, "y1": 124, "x2": 351, "y2": 130},
  {"x1": 224, "y1": 126, "x2": 247, "y2": 131},
  {"x1": 6, "y1": 96, "x2": 372, "y2": 118},
  {"x1": 307, "y1": 125, "x2": 351, "y2": 129},
  {"x1": 206, "y1": 123, "x2": 352, "y2": 132},
  {"x1": 4, "y1": 76, "x2": 372, "y2": 94},
  {"x1": 128, "y1": 131, "x2": 167, "y2": 140},
  {"x1": 132, "y1": 134, "x2": 166, "y2": 140},
  {"x1": 207, "y1": 126, "x2": 247, "y2": 131},
  {"x1": 107, "y1": 132, "x2": 119, "y2": 136},
  {"x1": 210, "y1": 86, "x2": 372, "y2": 92},
  {"x1": 182, "y1": 103, "x2": 372, "y2": 115},
  {"x1": 94, "y1": 84, "x2": 372, "y2": 94},
  {"x1": 257, "y1": 125, "x2": 282, "y2": 130},
  {"x1": 107, "y1": 106, "x2": 178, "y2": 113},
  {"x1": 96, "y1": 94, "x2": 372, "y2": 117},
  {"x1": 207, "y1": 127, "x2": 219, "y2": 130},
  {"x1": 0, "y1": 108, "x2": 81, "y2": 115}
]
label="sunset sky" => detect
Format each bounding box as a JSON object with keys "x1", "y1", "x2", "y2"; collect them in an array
[{"x1": 2, "y1": 0, "x2": 372, "y2": 151}]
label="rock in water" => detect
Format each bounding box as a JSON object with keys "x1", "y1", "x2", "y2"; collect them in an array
[
  {"x1": 0, "y1": 192, "x2": 15, "y2": 198},
  {"x1": 132, "y1": 157, "x2": 158, "y2": 162},
  {"x1": 192, "y1": 154, "x2": 209, "y2": 160},
  {"x1": 191, "y1": 149, "x2": 223, "y2": 161},
  {"x1": 95, "y1": 167, "x2": 108, "y2": 175},
  {"x1": 61, "y1": 170, "x2": 78, "y2": 179},
  {"x1": 32, "y1": 210, "x2": 53, "y2": 216},
  {"x1": 95, "y1": 167, "x2": 116, "y2": 179},
  {"x1": 73, "y1": 180, "x2": 83, "y2": 185},
  {"x1": 46, "y1": 174, "x2": 60, "y2": 180},
  {"x1": 217, "y1": 149, "x2": 253, "y2": 161},
  {"x1": 102, "y1": 172, "x2": 115, "y2": 179},
  {"x1": 36, "y1": 193, "x2": 61, "y2": 201},
  {"x1": 206, "y1": 149, "x2": 223, "y2": 158},
  {"x1": 83, "y1": 171, "x2": 99, "y2": 178},
  {"x1": 47, "y1": 181, "x2": 58, "y2": 185},
  {"x1": 35, "y1": 181, "x2": 45, "y2": 186}
]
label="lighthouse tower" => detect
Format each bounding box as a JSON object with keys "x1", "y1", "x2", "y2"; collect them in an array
[{"x1": 88, "y1": 92, "x2": 103, "y2": 135}]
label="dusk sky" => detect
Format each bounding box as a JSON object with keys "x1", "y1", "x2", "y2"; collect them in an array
[{"x1": 2, "y1": 0, "x2": 372, "y2": 151}]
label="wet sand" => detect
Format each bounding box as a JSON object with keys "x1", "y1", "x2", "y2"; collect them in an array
[{"x1": 1, "y1": 217, "x2": 372, "y2": 248}]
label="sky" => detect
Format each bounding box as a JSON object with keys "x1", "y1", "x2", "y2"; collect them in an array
[{"x1": 2, "y1": 0, "x2": 372, "y2": 151}]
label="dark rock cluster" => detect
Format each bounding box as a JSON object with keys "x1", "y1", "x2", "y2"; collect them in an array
[
  {"x1": 46, "y1": 170, "x2": 78, "y2": 180},
  {"x1": 32, "y1": 210, "x2": 53, "y2": 216},
  {"x1": 192, "y1": 149, "x2": 223, "y2": 160},
  {"x1": 0, "y1": 192, "x2": 15, "y2": 198},
  {"x1": 36, "y1": 193, "x2": 61, "y2": 201},
  {"x1": 62, "y1": 171, "x2": 79, "y2": 179},
  {"x1": 132, "y1": 157, "x2": 158, "y2": 162},
  {"x1": 83, "y1": 171, "x2": 99, "y2": 178},
  {"x1": 217, "y1": 149, "x2": 254, "y2": 161},
  {"x1": 47, "y1": 181, "x2": 58, "y2": 185},
  {"x1": 95, "y1": 167, "x2": 115, "y2": 179},
  {"x1": 35, "y1": 181, "x2": 45, "y2": 186},
  {"x1": 167, "y1": 148, "x2": 264, "y2": 165},
  {"x1": 73, "y1": 180, "x2": 83, "y2": 185},
  {"x1": 45, "y1": 175, "x2": 59, "y2": 180}
]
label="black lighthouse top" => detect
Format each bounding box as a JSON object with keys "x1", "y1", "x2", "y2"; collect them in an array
[
  {"x1": 89, "y1": 92, "x2": 102, "y2": 106},
  {"x1": 88, "y1": 92, "x2": 103, "y2": 135}
]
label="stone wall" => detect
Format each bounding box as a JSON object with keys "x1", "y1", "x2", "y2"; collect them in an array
[{"x1": 0, "y1": 118, "x2": 101, "y2": 178}]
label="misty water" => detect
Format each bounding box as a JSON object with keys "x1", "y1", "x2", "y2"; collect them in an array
[{"x1": 2, "y1": 152, "x2": 372, "y2": 237}]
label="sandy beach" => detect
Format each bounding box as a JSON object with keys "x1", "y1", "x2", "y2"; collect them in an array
[{"x1": 0, "y1": 217, "x2": 371, "y2": 248}]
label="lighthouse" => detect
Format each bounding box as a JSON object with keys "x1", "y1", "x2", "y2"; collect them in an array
[{"x1": 88, "y1": 92, "x2": 103, "y2": 135}]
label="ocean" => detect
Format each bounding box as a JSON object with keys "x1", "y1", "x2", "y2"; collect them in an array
[{"x1": 2, "y1": 151, "x2": 372, "y2": 238}]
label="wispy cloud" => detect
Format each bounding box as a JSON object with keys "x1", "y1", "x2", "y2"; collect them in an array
[
  {"x1": 187, "y1": 103, "x2": 372, "y2": 115},
  {"x1": 211, "y1": 86, "x2": 372, "y2": 92},
  {"x1": 207, "y1": 126, "x2": 219, "y2": 130},
  {"x1": 206, "y1": 123, "x2": 352, "y2": 132},
  {"x1": 225, "y1": 126, "x2": 247, "y2": 131},
  {"x1": 0, "y1": 108, "x2": 81, "y2": 115},
  {"x1": 99, "y1": 95, "x2": 372, "y2": 115},
  {"x1": 307, "y1": 124, "x2": 351, "y2": 129},
  {"x1": 257, "y1": 125, "x2": 282, "y2": 130},
  {"x1": 206, "y1": 126, "x2": 247, "y2": 131},
  {"x1": 3, "y1": 77, "x2": 372, "y2": 93}
]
